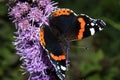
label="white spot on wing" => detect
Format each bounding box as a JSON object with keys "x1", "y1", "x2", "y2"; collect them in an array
[
  {"x1": 62, "y1": 74, "x2": 65, "y2": 77},
  {"x1": 57, "y1": 66, "x2": 60, "y2": 70},
  {"x1": 99, "y1": 27, "x2": 103, "y2": 31},
  {"x1": 91, "y1": 23, "x2": 95, "y2": 26},
  {"x1": 90, "y1": 28, "x2": 95, "y2": 35},
  {"x1": 61, "y1": 65, "x2": 66, "y2": 71},
  {"x1": 87, "y1": 24, "x2": 89, "y2": 26}
]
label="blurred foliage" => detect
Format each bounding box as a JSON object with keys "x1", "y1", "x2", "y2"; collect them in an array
[
  {"x1": 0, "y1": 0, "x2": 120, "y2": 80},
  {"x1": 0, "y1": 0, "x2": 23, "y2": 80}
]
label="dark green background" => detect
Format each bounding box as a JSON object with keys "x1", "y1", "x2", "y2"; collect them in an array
[{"x1": 0, "y1": 0, "x2": 120, "y2": 80}]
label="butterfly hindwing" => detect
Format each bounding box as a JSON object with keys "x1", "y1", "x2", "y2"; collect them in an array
[{"x1": 40, "y1": 26, "x2": 66, "y2": 80}]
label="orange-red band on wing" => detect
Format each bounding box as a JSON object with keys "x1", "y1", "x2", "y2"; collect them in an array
[
  {"x1": 40, "y1": 28, "x2": 46, "y2": 46},
  {"x1": 77, "y1": 18, "x2": 86, "y2": 39},
  {"x1": 50, "y1": 53, "x2": 66, "y2": 61},
  {"x1": 52, "y1": 9, "x2": 71, "y2": 17}
]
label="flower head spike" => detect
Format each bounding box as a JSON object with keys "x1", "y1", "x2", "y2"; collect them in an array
[{"x1": 8, "y1": 0, "x2": 60, "y2": 80}]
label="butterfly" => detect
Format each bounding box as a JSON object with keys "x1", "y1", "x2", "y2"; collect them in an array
[{"x1": 39, "y1": 8, "x2": 106, "y2": 80}]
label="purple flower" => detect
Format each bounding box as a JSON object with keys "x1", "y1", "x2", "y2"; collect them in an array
[
  {"x1": 28, "y1": 7, "x2": 43, "y2": 22},
  {"x1": 9, "y1": 0, "x2": 60, "y2": 80},
  {"x1": 9, "y1": 2, "x2": 30, "y2": 20}
]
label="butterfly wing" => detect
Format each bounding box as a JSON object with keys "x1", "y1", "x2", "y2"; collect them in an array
[
  {"x1": 40, "y1": 26, "x2": 66, "y2": 80},
  {"x1": 76, "y1": 14, "x2": 106, "y2": 40},
  {"x1": 49, "y1": 9, "x2": 106, "y2": 41},
  {"x1": 49, "y1": 8, "x2": 78, "y2": 41}
]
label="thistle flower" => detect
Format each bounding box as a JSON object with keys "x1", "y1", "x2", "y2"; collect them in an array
[{"x1": 9, "y1": 0, "x2": 60, "y2": 80}]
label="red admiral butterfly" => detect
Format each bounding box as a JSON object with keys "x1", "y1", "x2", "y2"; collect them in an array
[{"x1": 40, "y1": 8, "x2": 106, "y2": 80}]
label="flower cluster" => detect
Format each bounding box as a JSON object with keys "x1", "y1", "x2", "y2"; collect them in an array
[{"x1": 8, "y1": 0, "x2": 59, "y2": 80}]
